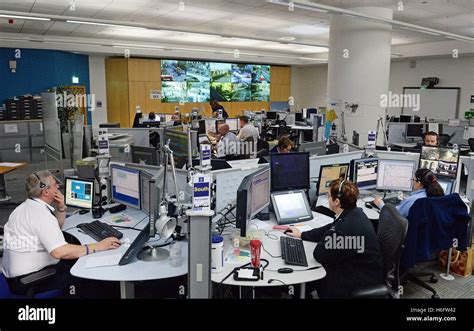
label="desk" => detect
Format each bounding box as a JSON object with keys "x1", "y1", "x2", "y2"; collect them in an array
[
  {"x1": 211, "y1": 211, "x2": 332, "y2": 299},
  {"x1": 64, "y1": 208, "x2": 188, "y2": 299},
  {"x1": 0, "y1": 162, "x2": 27, "y2": 202},
  {"x1": 316, "y1": 195, "x2": 381, "y2": 220}
]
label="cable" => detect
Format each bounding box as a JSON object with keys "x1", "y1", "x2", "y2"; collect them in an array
[
  {"x1": 261, "y1": 242, "x2": 281, "y2": 259},
  {"x1": 268, "y1": 279, "x2": 287, "y2": 286},
  {"x1": 112, "y1": 225, "x2": 141, "y2": 231},
  {"x1": 266, "y1": 266, "x2": 322, "y2": 272}
]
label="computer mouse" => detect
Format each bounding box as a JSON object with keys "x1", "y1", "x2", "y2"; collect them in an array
[
  {"x1": 79, "y1": 209, "x2": 90, "y2": 215},
  {"x1": 277, "y1": 268, "x2": 294, "y2": 274},
  {"x1": 365, "y1": 202, "x2": 373, "y2": 209},
  {"x1": 283, "y1": 229, "x2": 293, "y2": 235}
]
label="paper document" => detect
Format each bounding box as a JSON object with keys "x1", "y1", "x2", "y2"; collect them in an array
[
  {"x1": 225, "y1": 249, "x2": 251, "y2": 265},
  {"x1": 0, "y1": 162, "x2": 23, "y2": 167},
  {"x1": 84, "y1": 254, "x2": 122, "y2": 269},
  {"x1": 102, "y1": 213, "x2": 140, "y2": 227}
]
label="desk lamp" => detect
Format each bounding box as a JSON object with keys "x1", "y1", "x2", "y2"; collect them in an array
[{"x1": 138, "y1": 205, "x2": 177, "y2": 261}]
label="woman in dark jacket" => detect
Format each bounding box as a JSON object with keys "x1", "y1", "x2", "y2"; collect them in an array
[{"x1": 287, "y1": 180, "x2": 384, "y2": 298}]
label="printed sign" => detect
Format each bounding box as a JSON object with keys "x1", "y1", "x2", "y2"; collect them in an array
[{"x1": 192, "y1": 173, "x2": 211, "y2": 211}]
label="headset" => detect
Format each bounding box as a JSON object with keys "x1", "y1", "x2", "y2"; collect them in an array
[
  {"x1": 34, "y1": 172, "x2": 47, "y2": 189},
  {"x1": 335, "y1": 179, "x2": 347, "y2": 199}
]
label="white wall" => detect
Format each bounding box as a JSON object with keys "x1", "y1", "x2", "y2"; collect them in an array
[
  {"x1": 88, "y1": 55, "x2": 108, "y2": 127},
  {"x1": 291, "y1": 55, "x2": 474, "y2": 120}
]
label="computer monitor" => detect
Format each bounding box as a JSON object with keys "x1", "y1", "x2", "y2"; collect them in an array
[
  {"x1": 437, "y1": 178, "x2": 455, "y2": 195},
  {"x1": 400, "y1": 115, "x2": 411, "y2": 123},
  {"x1": 65, "y1": 178, "x2": 94, "y2": 209},
  {"x1": 266, "y1": 111, "x2": 278, "y2": 120},
  {"x1": 317, "y1": 164, "x2": 350, "y2": 196},
  {"x1": 299, "y1": 141, "x2": 326, "y2": 156},
  {"x1": 271, "y1": 190, "x2": 313, "y2": 225},
  {"x1": 140, "y1": 171, "x2": 154, "y2": 215},
  {"x1": 194, "y1": 120, "x2": 206, "y2": 135},
  {"x1": 99, "y1": 123, "x2": 120, "y2": 128},
  {"x1": 307, "y1": 108, "x2": 317, "y2": 119},
  {"x1": 295, "y1": 112, "x2": 303, "y2": 122},
  {"x1": 110, "y1": 165, "x2": 141, "y2": 209},
  {"x1": 376, "y1": 159, "x2": 417, "y2": 192},
  {"x1": 226, "y1": 118, "x2": 240, "y2": 132},
  {"x1": 326, "y1": 143, "x2": 339, "y2": 155},
  {"x1": 164, "y1": 128, "x2": 189, "y2": 169},
  {"x1": 131, "y1": 146, "x2": 159, "y2": 166},
  {"x1": 420, "y1": 146, "x2": 460, "y2": 179},
  {"x1": 270, "y1": 152, "x2": 310, "y2": 192},
  {"x1": 351, "y1": 158, "x2": 379, "y2": 190},
  {"x1": 236, "y1": 168, "x2": 271, "y2": 237},
  {"x1": 406, "y1": 124, "x2": 424, "y2": 138}
]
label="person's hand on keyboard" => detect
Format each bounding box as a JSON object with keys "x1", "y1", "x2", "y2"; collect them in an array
[
  {"x1": 96, "y1": 237, "x2": 121, "y2": 252},
  {"x1": 285, "y1": 226, "x2": 302, "y2": 238},
  {"x1": 373, "y1": 196, "x2": 384, "y2": 209}
]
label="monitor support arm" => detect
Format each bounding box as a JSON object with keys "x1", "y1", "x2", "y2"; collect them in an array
[{"x1": 163, "y1": 139, "x2": 182, "y2": 216}]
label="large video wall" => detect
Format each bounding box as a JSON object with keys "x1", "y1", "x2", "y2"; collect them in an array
[{"x1": 161, "y1": 60, "x2": 270, "y2": 103}]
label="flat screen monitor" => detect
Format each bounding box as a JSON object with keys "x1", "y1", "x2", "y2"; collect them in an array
[
  {"x1": 406, "y1": 124, "x2": 424, "y2": 138},
  {"x1": 111, "y1": 165, "x2": 141, "y2": 209},
  {"x1": 226, "y1": 118, "x2": 240, "y2": 132},
  {"x1": 65, "y1": 178, "x2": 94, "y2": 209},
  {"x1": 271, "y1": 190, "x2": 313, "y2": 225},
  {"x1": 165, "y1": 128, "x2": 189, "y2": 169},
  {"x1": 194, "y1": 120, "x2": 206, "y2": 134},
  {"x1": 317, "y1": 164, "x2": 350, "y2": 196},
  {"x1": 400, "y1": 115, "x2": 411, "y2": 123},
  {"x1": 270, "y1": 152, "x2": 310, "y2": 192},
  {"x1": 266, "y1": 111, "x2": 278, "y2": 120},
  {"x1": 140, "y1": 171, "x2": 153, "y2": 215},
  {"x1": 236, "y1": 168, "x2": 271, "y2": 237},
  {"x1": 376, "y1": 159, "x2": 417, "y2": 192},
  {"x1": 295, "y1": 112, "x2": 303, "y2": 122},
  {"x1": 420, "y1": 146, "x2": 460, "y2": 179},
  {"x1": 352, "y1": 158, "x2": 379, "y2": 190},
  {"x1": 437, "y1": 178, "x2": 455, "y2": 195},
  {"x1": 299, "y1": 141, "x2": 326, "y2": 156},
  {"x1": 131, "y1": 146, "x2": 159, "y2": 166},
  {"x1": 307, "y1": 108, "x2": 317, "y2": 119}
]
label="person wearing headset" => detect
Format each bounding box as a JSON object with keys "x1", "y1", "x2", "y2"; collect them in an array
[
  {"x1": 422, "y1": 131, "x2": 439, "y2": 147},
  {"x1": 286, "y1": 180, "x2": 383, "y2": 298},
  {"x1": 2, "y1": 171, "x2": 121, "y2": 296},
  {"x1": 373, "y1": 168, "x2": 445, "y2": 218}
]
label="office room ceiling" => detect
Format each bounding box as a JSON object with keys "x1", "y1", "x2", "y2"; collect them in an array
[{"x1": 0, "y1": 0, "x2": 473, "y2": 65}]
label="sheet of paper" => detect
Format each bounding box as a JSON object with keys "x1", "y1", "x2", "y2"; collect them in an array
[
  {"x1": 84, "y1": 254, "x2": 122, "y2": 269},
  {"x1": 225, "y1": 249, "x2": 251, "y2": 265},
  {"x1": 4, "y1": 124, "x2": 18, "y2": 134},
  {"x1": 0, "y1": 162, "x2": 23, "y2": 167}
]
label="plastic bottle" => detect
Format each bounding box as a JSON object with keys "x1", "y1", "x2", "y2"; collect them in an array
[
  {"x1": 211, "y1": 235, "x2": 224, "y2": 273},
  {"x1": 169, "y1": 241, "x2": 182, "y2": 268}
]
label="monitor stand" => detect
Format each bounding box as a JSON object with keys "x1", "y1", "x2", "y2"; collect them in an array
[{"x1": 138, "y1": 246, "x2": 170, "y2": 261}]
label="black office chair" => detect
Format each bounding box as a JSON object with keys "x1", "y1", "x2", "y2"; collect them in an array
[
  {"x1": 468, "y1": 138, "x2": 474, "y2": 152},
  {"x1": 438, "y1": 134, "x2": 451, "y2": 147},
  {"x1": 352, "y1": 204, "x2": 408, "y2": 299}
]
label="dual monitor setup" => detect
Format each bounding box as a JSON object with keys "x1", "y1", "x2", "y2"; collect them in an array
[
  {"x1": 65, "y1": 163, "x2": 175, "y2": 265},
  {"x1": 236, "y1": 152, "x2": 312, "y2": 236}
]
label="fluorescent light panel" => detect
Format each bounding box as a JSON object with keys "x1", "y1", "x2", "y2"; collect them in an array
[
  {"x1": 66, "y1": 20, "x2": 147, "y2": 30},
  {"x1": 0, "y1": 14, "x2": 50, "y2": 21}
]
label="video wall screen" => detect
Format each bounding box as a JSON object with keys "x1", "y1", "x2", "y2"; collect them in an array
[{"x1": 161, "y1": 60, "x2": 270, "y2": 103}]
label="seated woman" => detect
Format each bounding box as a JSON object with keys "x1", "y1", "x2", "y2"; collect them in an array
[
  {"x1": 286, "y1": 180, "x2": 384, "y2": 298},
  {"x1": 270, "y1": 136, "x2": 293, "y2": 153},
  {"x1": 373, "y1": 168, "x2": 444, "y2": 218}
]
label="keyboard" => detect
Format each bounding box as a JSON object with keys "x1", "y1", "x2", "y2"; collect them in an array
[
  {"x1": 383, "y1": 197, "x2": 402, "y2": 205},
  {"x1": 77, "y1": 221, "x2": 123, "y2": 242},
  {"x1": 280, "y1": 236, "x2": 308, "y2": 267}
]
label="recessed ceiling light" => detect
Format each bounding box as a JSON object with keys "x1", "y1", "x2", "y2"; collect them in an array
[{"x1": 279, "y1": 36, "x2": 296, "y2": 41}]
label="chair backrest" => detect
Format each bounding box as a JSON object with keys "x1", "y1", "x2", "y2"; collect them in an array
[
  {"x1": 0, "y1": 273, "x2": 12, "y2": 299},
  {"x1": 439, "y1": 134, "x2": 451, "y2": 147},
  {"x1": 377, "y1": 204, "x2": 409, "y2": 277},
  {"x1": 469, "y1": 138, "x2": 474, "y2": 152}
]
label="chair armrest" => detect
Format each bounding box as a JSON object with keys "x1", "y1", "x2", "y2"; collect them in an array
[
  {"x1": 352, "y1": 285, "x2": 392, "y2": 299},
  {"x1": 20, "y1": 268, "x2": 56, "y2": 286}
]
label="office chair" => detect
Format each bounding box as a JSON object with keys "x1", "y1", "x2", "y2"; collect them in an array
[
  {"x1": 468, "y1": 138, "x2": 474, "y2": 152},
  {"x1": 352, "y1": 204, "x2": 408, "y2": 299},
  {"x1": 401, "y1": 194, "x2": 470, "y2": 299},
  {"x1": 0, "y1": 269, "x2": 64, "y2": 299},
  {"x1": 438, "y1": 134, "x2": 451, "y2": 147}
]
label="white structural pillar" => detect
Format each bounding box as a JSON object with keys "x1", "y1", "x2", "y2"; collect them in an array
[{"x1": 327, "y1": 7, "x2": 393, "y2": 146}]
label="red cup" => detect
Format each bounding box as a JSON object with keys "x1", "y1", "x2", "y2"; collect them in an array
[{"x1": 250, "y1": 240, "x2": 262, "y2": 268}]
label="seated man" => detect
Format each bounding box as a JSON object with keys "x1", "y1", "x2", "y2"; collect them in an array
[
  {"x1": 215, "y1": 123, "x2": 240, "y2": 159},
  {"x1": 270, "y1": 136, "x2": 293, "y2": 153},
  {"x1": 422, "y1": 131, "x2": 439, "y2": 146},
  {"x1": 2, "y1": 171, "x2": 121, "y2": 296},
  {"x1": 237, "y1": 116, "x2": 259, "y2": 158}
]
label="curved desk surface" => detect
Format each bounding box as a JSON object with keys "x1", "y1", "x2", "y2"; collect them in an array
[{"x1": 64, "y1": 208, "x2": 187, "y2": 297}]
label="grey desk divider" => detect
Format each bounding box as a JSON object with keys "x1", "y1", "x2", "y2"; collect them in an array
[{"x1": 42, "y1": 92, "x2": 64, "y2": 183}]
